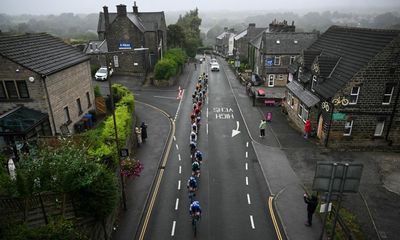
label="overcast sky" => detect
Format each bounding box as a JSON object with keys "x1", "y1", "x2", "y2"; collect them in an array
[{"x1": 1, "y1": 0, "x2": 399, "y2": 15}]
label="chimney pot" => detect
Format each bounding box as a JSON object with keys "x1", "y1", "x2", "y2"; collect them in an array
[
  {"x1": 103, "y1": 6, "x2": 110, "y2": 36},
  {"x1": 133, "y1": 1, "x2": 138, "y2": 14},
  {"x1": 117, "y1": 4, "x2": 127, "y2": 16}
]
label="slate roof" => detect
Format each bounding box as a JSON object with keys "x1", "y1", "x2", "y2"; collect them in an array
[
  {"x1": 216, "y1": 32, "x2": 228, "y2": 40},
  {"x1": 83, "y1": 40, "x2": 108, "y2": 54},
  {"x1": 98, "y1": 12, "x2": 146, "y2": 33},
  {"x1": 0, "y1": 33, "x2": 90, "y2": 76},
  {"x1": 303, "y1": 50, "x2": 321, "y2": 70},
  {"x1": 249, "y1": 30, "x2": 265, "y2": 49},
  {"x1": 263, "y1": 32, "x2": 319, "y2": 54},
  {"x1": 317, "y1": 55, "x2": 340, "y2": 78},
  {"x1": 309, "y1": 25, "x2": 400, "y2": 98},
  {"x1": 287, "y1": 81, "x2": 320, "y2": 108},
  {"x1": 138, "y1": 12, "x2": 166, "y2": 31},
  {"x1": 234, "y1": 29, "x2": 247, "y2": 41}
]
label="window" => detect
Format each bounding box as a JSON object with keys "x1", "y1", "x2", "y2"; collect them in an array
[
  {"x1": 287, "y1": 92, "x2": 294, "y2": 108},
  {"x1": 86, "y1": 92, "x2": 91, "y2": 108},
  {"x1": 311, "y1": 75, "x2": 317, "y2": 92},
  {"x1": 288, "y1": 73, "x2": 293, "y2": 82},
  {"x1": 63, "y1": 106, "x2": 71, "y2": 124},
  {"x1": 298, "y1": 104, "x2": 309, "y2": 122},
  {"x1": 343, "y1": 120, "x2": 353, "y2": 136},
  {"x1": 374, "y1": 120, "x2": 385, "y2": 136},
  {"x1": 349, "y1": 86, "x2": 360, "y2": 105},
  {"x1": 0, "y1": 80, "x2": 30, "y2": 100},
  {"x1": 268, "y1": 74, "x2": 275, "y2": 87},
  {"x1": 278, "y1": 74, "x2": 284, "y2": 81},
  {"x1": 274, "y1": 56, "x2": 281, "y2": 65},
  {"x1": 16, "y1": 81, "x2": 29, "y2": 98},
  {"x1": 297, "y1": 67, "x2": 302, "y2": 82},
  {"x1": 5, "y1": 81, "x2": 18, "y2": 99},
  {"x1": 76, "y1": 98, "x2": 83, "y2": 115},
  {"x1": 290, "y1": 56, "x2": 296, "y2": 64},
  {"x1": 382, "y1": 84, "x2": 394, "y2": 105}
]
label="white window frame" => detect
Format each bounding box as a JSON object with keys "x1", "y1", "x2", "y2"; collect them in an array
[
  {"x1": 374, "y1": 121, "x2": 385, "y2": 136},
  {"x1": 343, "y1": 120, "x2": 353, "y2": 136},
  {"x1": 349, "y1": 86, "x2": 360, "y2": 105},
  {"x1": 297, "y1": 104, "x2": 309, "y2": 122},
  {"x1": 274, "y1": 56, "x2": 281, "y2": 66},
  {"x1": 311, "y1": 75, "x2": 317, "y2": 92},
  {"x1": 278, "y1": 74, "x2": 284, "y2": 81},
  {"x1": 290, "y1": 56, "x2": 296, "y2": 64},
  {"x1": 268, "y1": 74, "x2": 275, "y2": 87},
  {"x1": 382, "y1": 85, "x2": 394, "y2": 105},
  {"x1": 297, "y1": 67, "x2": 302, "y2": 82}
]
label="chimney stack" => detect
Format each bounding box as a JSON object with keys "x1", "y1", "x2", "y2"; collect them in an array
[
  {"x1": 116, "y1": 4, "x2": 127, "y2": 16},
  {"x1": 247, "y1": 23, "x2": 256, "y2": 38},
  {"x1": 133, "y1": 1, "x2": 138, "y2": 14},
  {"x1": 103, "y1": 6, "x2": 109, "y2": 37}
]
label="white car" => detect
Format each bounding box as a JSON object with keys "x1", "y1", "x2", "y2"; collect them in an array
[
  {"x1": 210, "y1": 58, "x2": 217, "y2": 65},
  {"x1": 211, "y1": 63, "x2": 220, "y2": 71},
  {"x1": 95, "y1": 67, "x2": 113, "y2": 81}
]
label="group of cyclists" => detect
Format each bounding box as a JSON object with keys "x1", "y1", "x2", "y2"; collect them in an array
[{"x1": 188, "y1": 71, "x2": 209, "y2": 220}]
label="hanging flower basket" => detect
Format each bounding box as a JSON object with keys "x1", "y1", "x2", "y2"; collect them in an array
[{"x1": 120, "y1": 158, "x2": 144, "y2": 178}]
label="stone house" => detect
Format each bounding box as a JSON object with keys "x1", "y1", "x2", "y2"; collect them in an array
[
  {"x1": 215, "y1": 28, "x2": 236, "y2": 57},
  {"x1": 97, "y1": 2, "x2": 167, "y2": 74},
  {"x1": 233, "y1": 23, "x2": 266, "y2": 62},
  {"x1": 285, "y1": 25, "x2": 400, "y2": 149},
  {"x1": 0, "y1": 32, "x2": 95, "y2": 149},
  {"x1": 248, "y1": 20, "x2": 318, "y2": 103}
]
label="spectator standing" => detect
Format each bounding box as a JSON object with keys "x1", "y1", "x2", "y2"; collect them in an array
[
  {"x1": 140, "y1": 122, "x2": 148, "y2": 142},
  {"x1": 259, "y1": 119, "x2": 267, "y2": 137},
  {"x1": 303, "y1": 193, "x2": 318, "y2": 226},
  {"x1": 135, "y1": 127, "x2": 142, "y2": 146},
  {"x1": 304, "y1": 119, "x2": 312, "y2": 139}
]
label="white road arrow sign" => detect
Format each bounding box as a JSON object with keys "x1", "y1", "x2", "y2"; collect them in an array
[{"x1": 231, "y1": 121, "x2": 241, "y2": 137}]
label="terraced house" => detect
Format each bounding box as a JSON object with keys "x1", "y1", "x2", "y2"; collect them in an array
[
  {"x1": 286, "y1": 26, "x2": 400, "y2": 149},
  {"x1": 0, "y1": 33, "x2": 95, "y2": 151}
]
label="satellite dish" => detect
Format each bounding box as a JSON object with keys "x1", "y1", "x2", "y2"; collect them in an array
[{"x1": 28, "y1": 76, "x2": 35, "y2": 82}]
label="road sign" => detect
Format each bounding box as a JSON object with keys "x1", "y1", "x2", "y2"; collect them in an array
[
  {"x1": 332, "y1": 112, "x2": 346, "y2": 121},
  {"x1": 113, "y1": 55, "x2": 119, "y2": 68}
]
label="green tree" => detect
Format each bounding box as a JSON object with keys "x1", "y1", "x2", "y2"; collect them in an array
[
  {"x1": 175, "y1": 8, "x2": 202, "y2": 57},
  {"x1": 167, "y1": 24, "x2": 185, "y2": 48}
]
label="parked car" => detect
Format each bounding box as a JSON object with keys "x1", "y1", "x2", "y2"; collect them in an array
[
  {"x1": 95, "y1": 67, "x2": 113, "y2": 81},
  {"x1": 211, "y1": 63, "x2": 220, "y2": 71}
]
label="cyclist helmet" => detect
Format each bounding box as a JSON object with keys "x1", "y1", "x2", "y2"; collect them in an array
[{"x1": 189, "y1": 176, "x2": 197, "y2": 187}]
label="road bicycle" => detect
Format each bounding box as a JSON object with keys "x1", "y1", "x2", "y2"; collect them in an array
[
  {"x1": 191, "y1": 213, "x2": 201, "y2": 237},
  {"x1": 188, "y1": 188, "x2": 196, "y2": 203}
]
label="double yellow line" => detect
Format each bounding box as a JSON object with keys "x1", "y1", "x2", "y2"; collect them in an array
[
  {"x1": 268, "y1": 196, "x2": 283, "y2": 240},
  {"x1": 137, "y1": 102, "x2": 176, "y2": 240}
]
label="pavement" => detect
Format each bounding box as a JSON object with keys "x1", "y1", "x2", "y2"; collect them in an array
[{"x1": 110, "y1": 58, "x2": 400, "y2": 240}]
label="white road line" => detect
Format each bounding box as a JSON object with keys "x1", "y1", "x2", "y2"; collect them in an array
[
  {"x1": 178, "y1": 154, "x2": 181, "y2": 161},
  {"x1": 206, "y1": 123, "x2": 209, "y2": 135},
  {"x1": 246, "y1": 176, "x2": 249, "y2": 186},
  {"x1": 173, "y1": 136, "x2": 176, "y2": 141},
  {"x1": 246, "y1": 152, "x2": 248, "y2": 158},
  {"x1": 246, "y1": 142, "x2": 249, "y2": 147},
  {"x1": 250, "y1": 215, "x2": 255, "y2": 229},
  {"x1": 175, "y1": 198, "x2": 179, "y2": 210},
  {"x1": 206, "y1": 107, "x2": 209, "y2": 118},
  {"x1": 153, "y1": 95, "x2": 176, "y2": 99},
  {"x1": 171, "y1": 221, "x2": 176, "y2": 236},
  {"x1": 179, "y1": 166, "x2": 182, "y2": 174},
  {"x1": 178, "y1": 180, "x2": 181, "y2": 190},
  {"x1": 174, "y1": 90, "x2": 184, "y2": 121},
  {"x1": 176, "y1": 144, "x2": 179, "y2": 150},
  {"x1": 245, "y1": 163, "x2": 248, "y2": 170},
  {"x1": 247, "y1": 194, "x2": 251, "y2": 204}
]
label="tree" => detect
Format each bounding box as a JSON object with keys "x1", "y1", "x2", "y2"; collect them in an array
[
  {"x1": 167, "y1": 24, "x2": 185, "y2": 48},
  {"x1": 175, "y1": 8, "x2": 203, "y2": 57}
]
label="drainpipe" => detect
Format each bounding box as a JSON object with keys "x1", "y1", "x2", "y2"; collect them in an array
[
  {"x1": 385, "y1": 81, "x2": 400, "y2": 144},
  {"x1": 42, "y1": 75, "x2": 57, "y2": 135}
]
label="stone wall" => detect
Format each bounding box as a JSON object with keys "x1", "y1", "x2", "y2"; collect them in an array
[
  {"x1": 0, "y1": 56, "x2": 48, "y2": 114},
  {"x1": 45, "y1": 61, "x2": 95, "y2": 134},
  {"x1": 107, "y1": 15, "x2": 144, "y2": 53}
]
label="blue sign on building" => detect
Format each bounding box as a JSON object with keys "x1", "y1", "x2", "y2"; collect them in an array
[
  {"x1": 265, "y1": 58, "x2": 273, "y2": 66},
  {"x1": 119, "y1": 42, "x2": 132, "y2": 50}
]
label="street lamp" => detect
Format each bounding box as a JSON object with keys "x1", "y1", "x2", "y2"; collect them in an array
[{"x1": 106, "y1": 53, "x2": 127, "y2": 210}]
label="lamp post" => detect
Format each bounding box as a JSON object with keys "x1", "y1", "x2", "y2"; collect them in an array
[{"x1": 106, "y1": 53, "x2": 127, "y2": 210}]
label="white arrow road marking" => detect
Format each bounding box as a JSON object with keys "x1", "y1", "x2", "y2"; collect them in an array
[
  {"x1": 171, "y1": 221, "x2": 176, "y2": 236},
  {"x1": 231, "y1": 121, "x2": 241, "y2": 137}
]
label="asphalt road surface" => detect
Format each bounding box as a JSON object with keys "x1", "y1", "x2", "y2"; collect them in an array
[{"x1": 140, "y1": 59, "x2": 277, "y2": 239}]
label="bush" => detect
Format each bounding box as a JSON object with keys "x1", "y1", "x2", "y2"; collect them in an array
[
  {"x1": 154, "y1": 58, "x2": 178, "y2": 80},
  {"x1": 94, "y1": 85, "x2": 101, "y2": 97},
  {"x1": 2, "y1": 217, "x2": 87, "y2": 240},
  {"x1": 164, "y1": 48, "x2": 187, "y2": 67}
]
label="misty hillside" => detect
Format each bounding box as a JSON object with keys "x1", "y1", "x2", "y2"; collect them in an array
[{"x1": 1, "y1": 10, "x2": 399, "y2": 45}]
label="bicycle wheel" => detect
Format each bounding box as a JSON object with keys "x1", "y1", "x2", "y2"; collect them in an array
[{"x1": 192, "y1": 217, "x2": 197, "y2": 237}]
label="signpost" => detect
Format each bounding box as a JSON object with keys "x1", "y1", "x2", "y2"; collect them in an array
[
  {"x1": 332, "y1": 112, "x2": 346, "y2": 121},
  {"x1": 312, "y1": 162, "x2": 363, "y2": 240}
]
